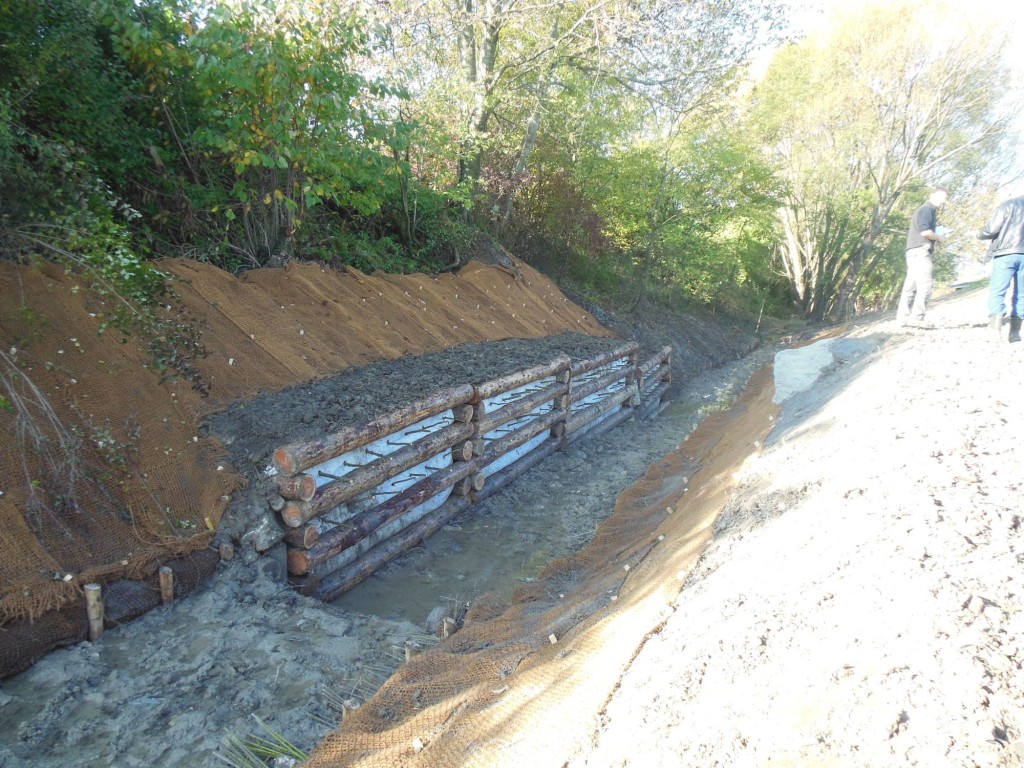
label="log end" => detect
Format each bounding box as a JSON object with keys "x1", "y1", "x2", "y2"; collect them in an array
[
  {"x1": 280, "y1": 501, "x2": 306, "y2": 528},
  {"x1": 287, "y1": 549, "x2": 311, "y2": 576},
  {"x1": 272, "y1": 447, "x2": 296, "y2": 476}
]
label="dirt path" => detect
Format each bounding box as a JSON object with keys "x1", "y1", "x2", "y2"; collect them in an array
[
  {"x1": 0, "y1": 333, "x2": 773, "y2": 767},
  {"x1": 571, "y1": 286, "x2": 1024, "y2": 767}
]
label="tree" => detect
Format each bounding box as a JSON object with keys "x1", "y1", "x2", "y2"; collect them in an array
[{"x1": 751, "y1": 0, "x2": 1018, "y2": 320}]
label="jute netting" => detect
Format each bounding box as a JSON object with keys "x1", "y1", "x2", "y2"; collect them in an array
[
  {"x1": 303, "y1": 367, "x2": 779, "y2": 767},
  {"x1": 0, "y1": 262, "x2": 238, "y2": 624}
]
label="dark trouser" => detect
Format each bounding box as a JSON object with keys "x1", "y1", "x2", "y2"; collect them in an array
[
  {"x1": 897, "y1": 245, "x2": 933, "y2": 321},
  {"x1": 988, "y1": 253, "x2": 1024, "y2": 318}
]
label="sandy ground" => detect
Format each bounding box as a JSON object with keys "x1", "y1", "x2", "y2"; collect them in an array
[
  {"x1": 572, "y1": 286, "x2": 1024, "y2": 767},
  {"x1": 4, "y1": 285, "x2": 1021, "y2": 767}
]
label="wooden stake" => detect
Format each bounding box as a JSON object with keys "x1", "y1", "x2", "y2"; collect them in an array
[
  {"x1": 85, "y1": 583, "x2": 104, "y2": 642},
  {"x1": 159, "y1": 566, "x2": 174, "y2": 604}
]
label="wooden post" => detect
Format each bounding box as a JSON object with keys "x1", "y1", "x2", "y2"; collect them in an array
[
  {"x1": 219, "y1": 542, "x2": 235, "y2": 561},
  {"x1": 159, "y1": 566, "x2": 174, "y2": 604},
  {"x1": 85, "y1": 583, "x2": 104, "y2": 641},
  {"x1": 273, "y1": 383, "x2": 474, "y2": 475}
]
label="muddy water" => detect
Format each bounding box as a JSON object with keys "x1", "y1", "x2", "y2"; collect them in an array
[{"x1": 334, "y1": 347, "x2": 777, "y2": 627}]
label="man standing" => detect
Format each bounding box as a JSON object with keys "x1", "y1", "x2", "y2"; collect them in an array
[
  {"x1": 897, "y1": 188, "x2": 948, "y2": 328},
  {"x1": 978, "y1": 194, "x2": 1024, "y2": 342}
]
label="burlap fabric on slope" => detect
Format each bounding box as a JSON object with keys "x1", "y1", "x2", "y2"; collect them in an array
[
  {"x1": 0, "y1": 263, "x2": 238, "y2": 636},
  {"x1": 1, "y1": 255, "x2": 608, "y2": 676},
  {"x1": 304, "y1": 366, "x2": 779, "y2": 767},
  {"x1": 161, "y1": 259, "x2": 607, "y2": 403}
]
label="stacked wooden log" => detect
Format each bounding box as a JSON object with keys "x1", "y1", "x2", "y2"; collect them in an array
[
  {"x1": 635, "y1": 346, "x2": 673, "y2": 420},
  {"x1": 266, "y1": 344, "x2": 673, "y2": 602}
]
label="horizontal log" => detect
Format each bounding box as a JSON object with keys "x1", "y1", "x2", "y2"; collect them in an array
[
  {"x1": 637, "y1": 381, "x2": 671, "y2": 420},
  {"x1": 274, "y1": 473, "x2": 316, "y2": 502},
  {"x1": 289, "y1": 458, "x2": 481, "y2": 575},
  {"x1": 312, "y1": 495, "x2": 473, "y2": 601},
  {"x1": 473, "y1": 355, "x2": 570, "y2": 402},
  {"x1": 569, "y1": 342, "x2": 639, "y2": 377},
  {"x1": 282, "y1": 525, "x2": 319, "y2": 550},
  {"x1": 280, "y1": 421, "x2": 474, "y2": 527},
  {"x1": 269, "y1": 494, "x2": 287, "y2": 512},
  {"x1": 273, "y1": 383, "x2": 474, "y2": 475},
  {"x1": 567, "y1": 383, "x2": 637, "y2": 434},
  {"x1": 638, "y1": 346, "x2": 672, "y2": 377},
  {"x1": 569, "y1": 364, "x2": 632, "y2": 406},
  {"x1": 480, "y1": 407, "x2": 564, "y2": 469},
  {"x1": 477, "y1": 380, "x2": 567, "y2": 435},
  {"x1": 641, "y1": 366, "x2": 670, "y2": 398},
  {"x1": 474, "y1": 436, "x2": 562, "y2": 504},
  {"x1": 568, "y1": 399, "x2": 635, "y2": 445}
]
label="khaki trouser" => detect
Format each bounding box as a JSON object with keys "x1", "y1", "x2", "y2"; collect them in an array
[{"x1": 897, "y1": 245, "x2": 933, "y2": 321}]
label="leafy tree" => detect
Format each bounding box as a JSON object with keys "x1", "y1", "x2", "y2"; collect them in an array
[{"x1": 750, "y1": 0, "x2": 1017, "y2": 320}]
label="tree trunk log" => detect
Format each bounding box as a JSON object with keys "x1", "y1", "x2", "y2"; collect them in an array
[
  {"x1": 311, "y1": 495, "x2": 473, "y2": 601},
  {"x1": 480, "y1": 408, "x2": 564, "y2": 468},
  {"x1": 567, "y1": 383, "x2": 637, "y2": 434},
  {"x1": 477, "y1": 380, "x2": 567, "y2": 435},
  {"x1": 282, "y1": 525, "x2": 319, "y2": 549},
  {"x1": 273, "y1": 383, "x2": 474, "y2": 475},
  {"x1": 569, "y1": 400, "x2": 635, "y2": 444},
  {"x1": 280, "y1": 421, "x2": 474, "y2": 527},
  {"x1": 289, "y1": 457, "x2": 481, "y2": 575},
  {"x1": 569, "y1": 365, "x2": 633, "y2": 406},
  {"x1": 474, "y1": 436, "x2": 562, "y2": 503},
  {"x1": 274, "y1": 473, "x2": 317, "y2": 501},
  {"x1": 473, "y1": 355, "x2": 570, "y2": 402},
  {"x1": 569, "y1": 342, "x2": 639, "y2": 377},
  {"x1": 637, "y1": 346, "x2": 672, "y2": 377}
]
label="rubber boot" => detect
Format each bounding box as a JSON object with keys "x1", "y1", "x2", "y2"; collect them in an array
[
  {"x1": 1010, "y1": 316, "x2": 1022, "y2": 343},
  {"x1": 990, "y1": 314, "x2": 1003, "y2": 340}
]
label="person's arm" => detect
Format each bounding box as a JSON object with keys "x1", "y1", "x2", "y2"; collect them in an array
[{"x1": 978, "y1": 203, "x2": 1005, "y2": 241}]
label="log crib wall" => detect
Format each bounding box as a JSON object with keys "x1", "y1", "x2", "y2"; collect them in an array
[{"x1": 269, "y1": 344, "x2": 672, "y2": 602}]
